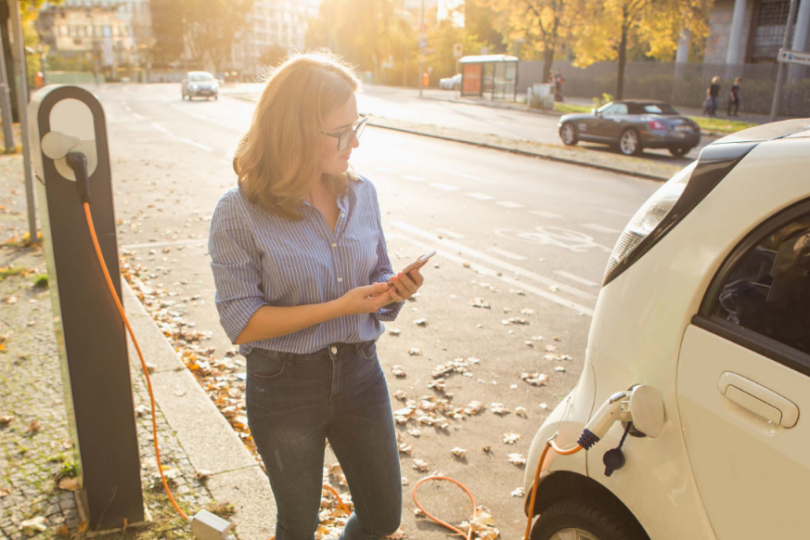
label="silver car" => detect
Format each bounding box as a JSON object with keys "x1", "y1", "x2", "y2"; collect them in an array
[{"x1": 182, "y1": 72, "x2": 219, "y2": 101}]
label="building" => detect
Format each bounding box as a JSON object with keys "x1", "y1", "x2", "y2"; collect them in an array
[
  {"x1": 226, "y1": 0, "x2": 322, "y2": 79},
  {"x1": 704, "y1": 0, "x2": 810, "y2": 65},
  {"x1": 37, "y1": 0, "x2": 151, "y2": 75}
]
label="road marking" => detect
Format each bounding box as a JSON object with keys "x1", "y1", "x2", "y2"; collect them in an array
[
  {"x1": 420, "y1": 164, "x2": 496, "y2": 185},
  {"x1": 487, "y1": 247, "x2": 526, "y2": 261},
  {"x1": 430, "y1": 183, "x2": 459, "y2": 191},
  {"x1": 601, "y1": 208, "x2": 633, "y2": 218},
  {"x1": 151, "y1": 122, "x2": 213, "y2": 152},
  {"x1": 435, "y1": 228, "x2": 464, "y2": 239},
  {"x1": 467, "y1": 193, "x2": 493, "y2": 200},
  {"x1": 553, "y1": 270, "x2": 600, "y2": 287},
  {"x1": 391, "y1": 221, "x2": 597, "y2": 301},
  {"x1": 132, "y1": 112, "x2": 145, "y2": 121},
  {"x1": 497, "y1": 201, "x2": 525, "y2": 208},
  {"x1": 386, "y1": 231, "x2": 594, "y2": 317},
  {"x1": 400, "y1": 174, "x2": 426, "y2": 182},
  {"x1": 529, "y1": 210, "x2": 563, "y2": 219},
  {"x1": 121, "y1": 239, "x2": 206, "y2": 250},
  {"x1": 581, "y1": 223, "x2": 622, "y2": 234}
]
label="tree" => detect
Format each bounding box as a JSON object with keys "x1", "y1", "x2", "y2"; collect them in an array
[
  {"x1": 570, "y1": 0, "x2": 711, "y2": 99},
  {"x1": 485, "y1": 0, "x2": 578, "y2": 82},
  {"x1": 183, "y1": 0, "x2": 255, "y2": 74},
  {"x1": 259, "y1": 44, "x2": 289, "y2": 71},
  {"x1": 151, "y1": 0, "x2": 186, "y2": 66}
]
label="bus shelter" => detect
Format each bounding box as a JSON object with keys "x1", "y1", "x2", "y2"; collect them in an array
[{"x1": 460, "y1": 55, "x2": 519, "y2": 101}]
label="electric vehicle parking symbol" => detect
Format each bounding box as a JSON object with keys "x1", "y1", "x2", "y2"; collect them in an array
[{"x1": 495, "y1": 226, "x2": 612, "y2": 253}]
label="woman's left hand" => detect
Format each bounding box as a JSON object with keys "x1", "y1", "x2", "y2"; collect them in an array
[{"x1": 387, "y1": 269, "x2": 423, "y2": 303}]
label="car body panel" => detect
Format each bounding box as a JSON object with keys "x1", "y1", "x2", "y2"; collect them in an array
[
  {"x1": 559, "y1": 100, "x2": 701, "y2": 151},
  {"x1": 526, "y1": 129, "x2": 810, "y2": 539}
]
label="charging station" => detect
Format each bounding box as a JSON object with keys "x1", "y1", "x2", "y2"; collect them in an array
[{"x1": 28, "y1": 85, "x2": 146, "y2": 532}]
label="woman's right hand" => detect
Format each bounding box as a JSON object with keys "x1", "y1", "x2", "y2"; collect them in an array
[{"x1": 336, "y1": 282, "x2": 395, "y2": 316}]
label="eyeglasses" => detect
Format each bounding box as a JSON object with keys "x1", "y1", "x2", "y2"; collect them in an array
[{"x1": 322, "y1": 114, "x2": 368, "y2": 151}]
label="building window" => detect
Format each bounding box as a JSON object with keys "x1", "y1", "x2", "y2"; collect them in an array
[{"x1": 750, "y1": 0, "x2": 795, "y2": 63}]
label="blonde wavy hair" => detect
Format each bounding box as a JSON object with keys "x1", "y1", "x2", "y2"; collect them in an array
[{"x1": 234, "y1": 50, "x2": 362, "y2": 220}]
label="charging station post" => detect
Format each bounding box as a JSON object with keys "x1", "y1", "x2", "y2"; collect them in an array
[{"x1": 28, "y1": 85, "x2": 146, "y2": 532}]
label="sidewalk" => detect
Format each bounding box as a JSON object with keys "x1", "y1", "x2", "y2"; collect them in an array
[{"x1": 0, "y1": 153, "x2": 261, "y2": 540}]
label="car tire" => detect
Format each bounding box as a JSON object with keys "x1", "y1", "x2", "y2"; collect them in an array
[
  {"x1": 669, "y1": 146, "x2": 690, "y2": 157},
  {"x1": 619, "y1": 129, "x2": 642, "y2": 156},
  {"x1": 214, "y1": 94, "x2": 219, "y2": 101},
  {"x1": 530, "y1": 498, "x2": 646, "y2": 540},
  {"x1": 560, "y1": 122, "x2": 579, "y2": 146}
]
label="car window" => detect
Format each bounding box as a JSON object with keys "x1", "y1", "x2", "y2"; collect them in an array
[
  {"x1": 189, "y1": 73, "x2": 214, "y2": 82},
  {"x1": 712, "y1": 216, "x2": 810, "y2": 355},
  {"x1": 643, "y1": 104, "x2": 678, "y2": 114},
  {"x1": 602, "y1": 104, "x2": 628, "y2": 115}
]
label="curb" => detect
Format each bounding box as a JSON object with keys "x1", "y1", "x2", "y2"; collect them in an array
[
  {"x1": 367, "y1": 121, "x2": 670, "y2": 182},
  {"x1": 122, "y1": 281, "x2": 277, "y2": 540}
]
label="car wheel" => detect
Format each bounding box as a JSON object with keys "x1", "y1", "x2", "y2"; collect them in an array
[
  {"x1": 619, "y1": 129, "x2": 642, "y2": 156},
  {"x1": 560, "y1": 122, "x2": 579, "y2": 146},
  {"x1": 530, "y1": 498, "x2": 645, "y2": 540},
  {"x1": 214, "y1": 94, "x2": 219, "y2": 101},
  {"x1": 669, "y1": 146, "x2": 690, "y2": 157}
]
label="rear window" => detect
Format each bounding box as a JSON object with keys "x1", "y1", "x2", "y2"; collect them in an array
[{"x1": 189, "y1": 73, "x2": 214, "y2": 82}]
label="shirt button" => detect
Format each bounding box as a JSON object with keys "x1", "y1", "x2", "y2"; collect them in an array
[
  {"x1": 337, "y1": 277, "x2": 343, "y2": 282},
  {"x1": 332, "y1": 243, "x2": 337, "y2": 248},
  {"x1": 330, "y1": 346, "x2": 338, "y2": 354},
  {"x1": 341, "y1": 213, "x2": 345, "y2": 218}
]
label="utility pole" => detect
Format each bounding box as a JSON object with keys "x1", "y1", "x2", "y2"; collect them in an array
[
  {"x1": 769, "y1": 0, "x2": 799, "y2": 122},
  {"x1": 0, "y1": 22, "x2": 14, "y2": 151},
  {"x1": 9, "y1": 0, "x2": 37, "y2": 243}
]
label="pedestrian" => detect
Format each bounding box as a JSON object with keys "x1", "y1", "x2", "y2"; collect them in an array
[
  {"x1": 704, "y1": 76, "x2": 720, "y2": 117},
  {"x1": 553, "y1": 69, "x2": 565, "y2": 102},
  {"x1": 208, "y1": 51, "x2": 417, "y2": 540},
  {"x1": 728, "y1": 77, "x2": 741, "y2": 117}
]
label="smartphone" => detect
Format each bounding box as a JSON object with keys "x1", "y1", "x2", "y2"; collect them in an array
[{"x1": 388, "y1": 250, "x2": 436, "y2": 288}]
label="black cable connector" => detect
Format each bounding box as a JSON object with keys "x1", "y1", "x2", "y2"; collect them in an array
[
  {"x1": 65, "y1": 152, "x2": 91, "y2": 204},
  {"x1": 577, "y1": 429, "x2": 599, "y2": 450}
]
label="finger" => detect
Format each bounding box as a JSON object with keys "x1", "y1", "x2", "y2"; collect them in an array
[
  {"x1": 396, "y1": 272, "x2": 417, "y2": 294},
  {"x1": 362, "y1": 282, "x2": 391, "y2": 295},
  {"x1": 388, "y1": 289, "x2": 405, "y2": 303},
  {"x1": 391, "y1": 276, "x2": 410, "y2": 299},
  {"x1": 409, "y1": 269, "x2": 424, "y2": 287}
]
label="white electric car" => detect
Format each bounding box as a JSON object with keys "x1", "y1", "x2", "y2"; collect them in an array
[{"x1": 524, "y1": 119, "x2": 810, "y2": 540}]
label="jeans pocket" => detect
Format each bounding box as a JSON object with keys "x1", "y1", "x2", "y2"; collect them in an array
[
  {"x1": 359, "y1": 340, "x2": 377, "y2": 361},
  {"x1": 246, "y1": 349, "x2": 288, "y2": 379}
]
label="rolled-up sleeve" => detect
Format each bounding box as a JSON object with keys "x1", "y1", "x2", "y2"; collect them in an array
[
  {"x1": 367, "y1": 183, "x2": 405, "y2": 322},
  {"x1": 208, "y1": 194, "x2": 268, "y2": 344}
]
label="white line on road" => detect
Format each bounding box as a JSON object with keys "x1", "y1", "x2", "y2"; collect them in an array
[
  {"x1": 553, "y1": 270, "x2": 600, "y2": 287},
  {"x1": 582, "y1": 223, "x2": 622, "y2": 234},
  {"x1": 430, "y1": 183, "x2": 459, "y2": 191},
  {"x1": 435, "y1": 228, "x2": 464, "y2": 239},
  {"x1": 601, "y1": 208, "x2": 633, "y2": 218},
  {"x1": 487, "y1": 247, "x2": 527, "y2": 261},
  {"x1": 529, "y1": 210, "x2": 563, "y2": 219},
  {"x1": 132, "y1": 112, "x2": 145, "y2": 121},
  {"x1": 420, "y1": 164, "x2": 496, "y2": 185},
  {"x1": 151, "y1": 122, "x2": 213, "y2": 152},
  {"x1": 400, "y1": 174, "x2": 426, "y2": 183},
  {"x1": 390, "y1": 221, "x2": 597, "y2": 302},
  {"x1": 497, "y1": 201, "x2": 525, "y2": 208},
  {"x1": 386, "y1": 231, "x2": 594, "y2": 317},
  {"x1": 467, "y1": 193, "x2": 493, "y2": 200}
]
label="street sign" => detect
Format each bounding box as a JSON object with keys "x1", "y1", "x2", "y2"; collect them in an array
[
  {"x1": 778, "y1": 48, "x2": 810, "y2": 66},
  {"x1": 453, "y1": 43, "x2": 463, "y2": 59},
  {"x1": 418, "y1": 36, "x2": 427, "y2": 49}
]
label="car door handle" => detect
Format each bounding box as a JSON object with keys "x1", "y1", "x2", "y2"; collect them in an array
[{"x1": 718, "y1": 372, "x2": 799, "y2": 428}]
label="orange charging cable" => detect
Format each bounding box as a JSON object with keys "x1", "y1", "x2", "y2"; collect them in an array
[{"x1": 84, "y1": 202, "x2": 352, "y2": 538}]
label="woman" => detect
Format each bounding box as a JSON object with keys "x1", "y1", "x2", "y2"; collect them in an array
[
  {"x1": 705, "y1": 76, "x2": 721, "y2": 117},
  {"x1": 208, "y1": 51, "x2": 422, "y2": 539}
]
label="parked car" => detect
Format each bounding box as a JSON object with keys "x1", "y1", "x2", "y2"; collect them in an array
[
  {"x1": 439, "y1": 73, "x2": 461, "y2": 90},
  {"x1": 182, "y1": 71, "x2": 219, "y2": 101},
  {"x1": 524, "y1": 118, "x2": 810, "y2": 540},
  {"x1": 558, "y1": 100, "x2": 700, "y2": 157}
]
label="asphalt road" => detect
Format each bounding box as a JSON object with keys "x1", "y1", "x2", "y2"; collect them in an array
[{"x1": 98, "y1": 82, "x2": 660, "y2": 539}]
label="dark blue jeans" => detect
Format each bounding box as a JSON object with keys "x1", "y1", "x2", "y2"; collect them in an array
[{"x1": 246, "y1": 341, "x2": 402, "y2": 540}]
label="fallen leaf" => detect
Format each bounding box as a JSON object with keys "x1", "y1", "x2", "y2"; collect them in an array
[
  {"x1": 412, "y1": 459, "x2": 429, "y2": 472},
  {"x1": 503, "y1": 432, "x2": 521, "y2": 445},
  {"x1": 450, "y1": 447, "x2": 466, "y2": 459},
  {"x1": 511, "y1": 487, "x2": 525, "y2": 498},
  {"x1": 508, "y1": 453, "x2": 527, "y2": 467}
]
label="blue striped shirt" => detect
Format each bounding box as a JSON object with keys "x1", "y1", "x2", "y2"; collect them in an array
[{"x1": 208, "y1": 174, "x2": 404, "y2": 357}]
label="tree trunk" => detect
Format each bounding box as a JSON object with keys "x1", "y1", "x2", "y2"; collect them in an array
[
  {"x1": 542, "y1": 46, "x2": 554, "y2": 83},
  {"x1": 615, "y1": 24, "x2": 628, "y2": 100}
]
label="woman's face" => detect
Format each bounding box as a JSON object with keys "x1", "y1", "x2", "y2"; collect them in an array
[{"x1": 318, "y1": 92, "x2": 360, "y2": 176}]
